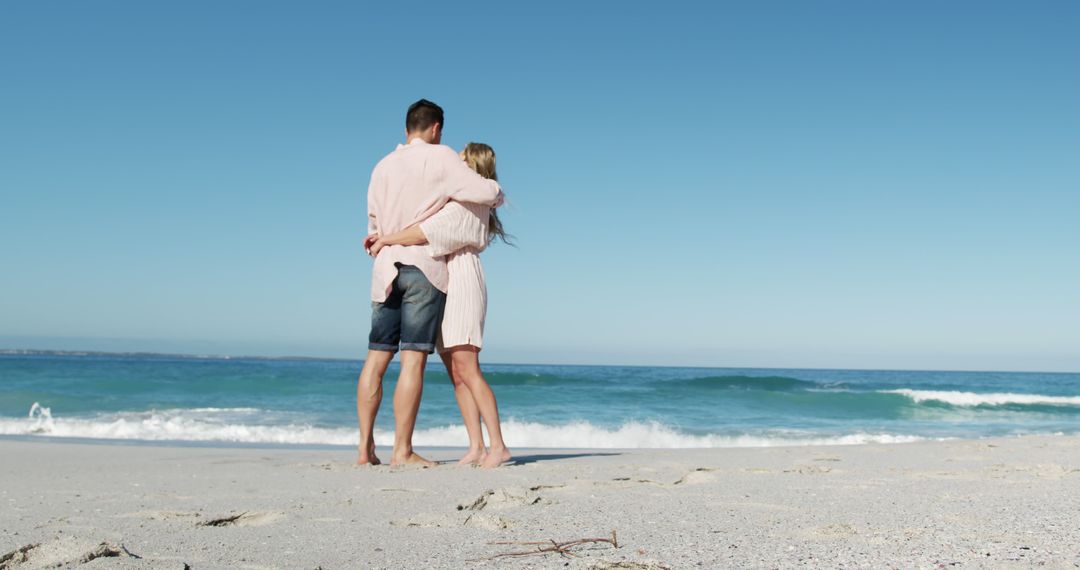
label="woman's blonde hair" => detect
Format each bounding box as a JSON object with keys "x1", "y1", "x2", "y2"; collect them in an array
[{"x1": 462, "y1": 142, "x2": 512, "y2": 245}]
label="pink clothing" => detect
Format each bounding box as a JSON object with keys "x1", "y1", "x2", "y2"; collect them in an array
[
  {"x1": 366, "y1": 139, "x2": 502, "y2": 302},
  {"x1": 419, "y1": 201, "x2": 491, "y2": 351}
]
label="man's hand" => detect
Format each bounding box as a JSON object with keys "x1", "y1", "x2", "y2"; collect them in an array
[
  {"x1": 369, "y1": 238, "x2": 387, "y2": 257},
  {"x1": 364, "y1": 234, "x2": 379, "y2": 255}
]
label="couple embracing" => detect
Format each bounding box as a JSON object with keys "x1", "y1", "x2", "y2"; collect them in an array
[{"x1": 357, "y1": 99, "x2": 512, "y2": 470}]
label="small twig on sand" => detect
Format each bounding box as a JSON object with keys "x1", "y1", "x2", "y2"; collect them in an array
[
  {"x1": 200, "y1": 512, "x2": 248, "y2": 527},
  {"x1": 469, "y1": 530, "x2": 618, "y2": 562}
]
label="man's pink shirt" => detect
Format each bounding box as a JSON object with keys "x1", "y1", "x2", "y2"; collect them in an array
[{"x1": 367, "y1": 138, "x2": 503, "y2": 302}]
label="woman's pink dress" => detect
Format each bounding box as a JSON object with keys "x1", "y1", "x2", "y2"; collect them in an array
[{"x1": 419, "y1": 201, "x2": 491, "y2": 352}]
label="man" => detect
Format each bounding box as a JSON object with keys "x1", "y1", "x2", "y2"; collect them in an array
[{"x1": 357, "y1": 99, "x2": 503, "y2": 466}]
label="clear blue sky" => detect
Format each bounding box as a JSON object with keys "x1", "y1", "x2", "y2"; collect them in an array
[{"x1": 2, "y1": 2, "x2": 1078, "y2": 371}]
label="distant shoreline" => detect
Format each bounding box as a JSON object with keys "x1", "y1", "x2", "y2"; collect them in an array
[{"x1": 0, "y1": 348, "x2": 357, "y2": 363}]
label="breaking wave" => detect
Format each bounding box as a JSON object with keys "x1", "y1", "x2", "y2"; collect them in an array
[
  {"x1": 2, "y1": 403, "x2": 929, "y2": 449},
  {"x1": 883, "y1": 390, "x2": 1080, "y2": 407}
]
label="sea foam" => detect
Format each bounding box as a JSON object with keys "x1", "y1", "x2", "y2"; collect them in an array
[
  {"x1": 3, "y1": 405, "x2": 357, "y2": 445},
  {"x1": 410, "y1": 420, "x2": 927, "y2": 449},
  {"x1": 883, "y1": 390, "x2": 1080, "y2": 407}
]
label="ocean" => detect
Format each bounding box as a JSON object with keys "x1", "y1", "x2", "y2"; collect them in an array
[{"x1": 2, "y1": 352, "x2": 1078, "y2": 449}]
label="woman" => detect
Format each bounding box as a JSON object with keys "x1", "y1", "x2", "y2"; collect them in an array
[{"x1": 369, "y1": 142, "x2": 512, "y2": 469}]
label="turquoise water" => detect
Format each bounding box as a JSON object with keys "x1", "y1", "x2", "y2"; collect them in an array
[{"x1": 2, "y1": 353, "x2": 1078, "y2": 448}]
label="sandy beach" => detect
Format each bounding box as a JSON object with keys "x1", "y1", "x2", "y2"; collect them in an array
[{"x1": 2, "y1": 436, "x2": 1078, "y2": 569}]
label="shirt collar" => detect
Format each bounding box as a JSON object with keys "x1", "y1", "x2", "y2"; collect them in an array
[{"x1": 397, "y1": 137, "x2": 429, "y2": 150}]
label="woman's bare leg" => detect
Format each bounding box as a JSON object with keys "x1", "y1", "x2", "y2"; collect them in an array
[
  {"x1": 447, "y1": 346, "x2": 511, "y2": 468},
  {"x1": 440, "y1": 351, "x2": 486, "y2": 464}
]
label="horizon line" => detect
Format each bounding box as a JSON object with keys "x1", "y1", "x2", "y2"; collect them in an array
[{"x1": 2, "y1": 347, "x2": 1077, "y2": 376}]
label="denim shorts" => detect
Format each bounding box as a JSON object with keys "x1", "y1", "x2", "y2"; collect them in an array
[{"x1": 369, "y1": 265, "x2": 447, "y2": 354}]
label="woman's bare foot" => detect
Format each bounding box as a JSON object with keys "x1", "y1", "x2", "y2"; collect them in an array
[
  {"x1": 479, "y1": 447, "x2": 512, "y2": 469},
  {"x1": 457, "y1": 446, "x2": 488, "y2": 466},
  {"x1": 390, "y1": 451, "x2": 435, "y2": 468},
  {"x1": 357, "y1": 445, "x2": 381, "y2": 466}
]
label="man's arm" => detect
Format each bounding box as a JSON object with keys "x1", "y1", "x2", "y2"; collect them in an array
[{"x1": 436, "y1": 146, "x2": 504, "y2": 207}]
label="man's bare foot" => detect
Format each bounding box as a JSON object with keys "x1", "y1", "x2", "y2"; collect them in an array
[
  {"x1": 479, "y1": 447, "x2": 512, "y2": 469},
  {"x1": 390, "y1": 451, "x2": 435, "y2": 468},
  {"x1": 457, "y1": 447, "x2": 487, "y2": 466}
]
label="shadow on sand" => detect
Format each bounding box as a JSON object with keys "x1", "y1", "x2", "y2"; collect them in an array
[{"x1": 509, "y1": 452, "x2": 622, "y2": 465}]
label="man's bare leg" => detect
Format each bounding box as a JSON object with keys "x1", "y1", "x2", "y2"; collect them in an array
[
  {"x1": 391, "y1": 350, "x2": 434, "y2": 466},
  {"x1": 448, "y1": 347, "x2": 512, "y2": 469},
  {"x1": 440, "y1": 351, "x2": 486, "y2": 465},
  {"x1": 357, "y1": 350, "x2": 393, "y2": 465}
]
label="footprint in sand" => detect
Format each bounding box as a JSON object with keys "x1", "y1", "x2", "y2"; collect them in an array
[
  {"x1": 672, "y1": 468, "x2": 720, "y2": 485},
  {"x1": 0, "y1": 543, "x2": 39, "y2": 568},
  {"x1": 1, "y1": 538, "x2": 139, "y2": 568},
  {"x1": 457, "y1": 488, "x2": 552, "y2": 511},
  {"x1": 390, "y1": 487, "x2": 546, "y2": 530}
]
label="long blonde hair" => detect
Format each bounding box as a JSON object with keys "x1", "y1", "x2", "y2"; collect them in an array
[{"x1": 462, "y1": 142, "x2": 512, "y2": 245}]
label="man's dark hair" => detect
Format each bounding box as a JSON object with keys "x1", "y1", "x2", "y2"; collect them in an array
[{"x1": 406, "y1": 99, "x2": 444, "y2": 133}]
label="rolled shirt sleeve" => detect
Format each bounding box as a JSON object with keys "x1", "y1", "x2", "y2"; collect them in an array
[{"x1": 366, "y1": 166, "x2": 383, "y2": 238}]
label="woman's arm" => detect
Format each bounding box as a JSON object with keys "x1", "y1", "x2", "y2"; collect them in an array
[
  {"x1": 369, "y1": 225, "x2": 427, "y2": 257},
  {"x1": 419, "y1": 201, "x2": 488, "y2": 257}
]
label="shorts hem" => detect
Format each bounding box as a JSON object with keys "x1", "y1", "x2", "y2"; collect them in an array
[
  {"x1": 399, "y1": 342, "x2": 436, "y2": 354},
  {"x1": 368, "y1": 343, "x2": 400, "y2": 353}
]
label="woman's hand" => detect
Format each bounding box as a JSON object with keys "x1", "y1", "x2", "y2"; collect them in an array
[{"x1": 365, "y1": 224, "x2": 427, "y2": 257}]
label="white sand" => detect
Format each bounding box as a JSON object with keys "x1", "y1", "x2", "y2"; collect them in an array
[{"x1": 2, "y1": 436, "x2": 1079, "y2": 569}]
